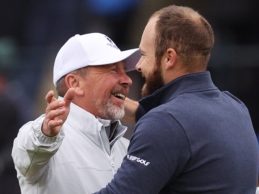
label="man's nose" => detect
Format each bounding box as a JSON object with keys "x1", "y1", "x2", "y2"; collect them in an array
[
  {"x1": 121, "y1": 73, "x2": 132, "y2": 87},
  {"x1": 135, "y1": 59, "x2": 142, "y2": 72}
]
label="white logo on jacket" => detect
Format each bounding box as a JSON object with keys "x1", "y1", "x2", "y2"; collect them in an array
[{"x1": 127, "y1": 155, "x2": 150, "y2": 166}]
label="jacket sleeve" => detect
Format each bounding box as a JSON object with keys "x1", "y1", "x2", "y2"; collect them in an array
[
  {"x1": 11, "y1": 114, "x2": 64, "y2": 183},
  {"x1": 94, "y1": 110, "x2": 191, "y2": 194}
]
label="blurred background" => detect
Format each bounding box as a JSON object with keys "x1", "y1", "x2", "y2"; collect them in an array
[{"x1": 0, "y1": 0, "x2": 258, "y2": 193}]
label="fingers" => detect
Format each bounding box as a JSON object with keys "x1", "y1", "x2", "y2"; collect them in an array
[
  {"x1": 42, "y1": 88, "x2": 83, "y2": 136},
  {"x1": 46, "y1": 99, "x2": 65, "y2": 113},
  {"x1": 64, "y1": 88, "x2": 84, "y2": 106},
  {"x1": 45, "y1": 90, "x2": 55, "y2": 104},
  {"x1": 43, "y1": 119, "x2": 64, "y2": 136},
  {"x1": 43, "y1": 90, "x2": 66, "y2": 136},
  {"x1": 46, "y1": 106, "x2": 66, "y2": 121},
  {"x1": 43, "y1": 103, "x2": 66, "y2": 137},
  {"x1": 64, "y1": 88, "x2": 75, "y2": 104}
]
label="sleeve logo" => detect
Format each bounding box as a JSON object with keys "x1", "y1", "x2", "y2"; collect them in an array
[{"x1": 126, "y1": 154, "x2": 150, "y2": 166}]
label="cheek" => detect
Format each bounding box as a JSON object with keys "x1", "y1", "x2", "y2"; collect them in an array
[
  {"x1": 147, "y1": 56, "x2": 156, "y2": 68},
  {"x1": 89, "y1": 87, "x2": 110, "y2": 108},
  {"x1": 93, "y1": 80, "x2": 115, "y2": 98},
  {"x1": 143, "y1": 60, "x2": 156, "y2": 77}
]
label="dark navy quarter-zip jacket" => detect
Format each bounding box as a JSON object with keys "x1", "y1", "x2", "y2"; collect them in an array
[{"x1": 95, "y1": 71, "x2": 259, "y2": 194}]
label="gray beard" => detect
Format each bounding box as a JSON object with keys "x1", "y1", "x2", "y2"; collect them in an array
[{"x1": 101, "y1": 100, "x2": 125, "y2": 120}]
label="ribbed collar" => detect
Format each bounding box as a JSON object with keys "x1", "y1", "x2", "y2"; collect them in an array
[{"x1": 137, "y1": 71, "x2": 218, "y2": 119}]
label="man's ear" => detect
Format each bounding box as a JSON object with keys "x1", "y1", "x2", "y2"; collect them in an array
[
  {"x1": 64, "y1": 74, "x2": 85, "y2": 97},
  {"x1": 64, "y1": 73, "x2": 79, "y2": 88},
  {"x1": 163, "y1": 48, "x2": 177, "y2": 70}
]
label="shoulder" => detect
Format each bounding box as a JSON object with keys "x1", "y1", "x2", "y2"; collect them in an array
[
  {"x1": 223, "y1": 91, "x2": 249, "y2": 110},
  {"x1": 133, "y1": 107, "x2": 188, "y2": 148},
  {"x1": 136, "y1": 99, "x2": 187, "y2": 132},
  {"x1": 127, "y1": 107, "x2": 191, "y2": 169}
]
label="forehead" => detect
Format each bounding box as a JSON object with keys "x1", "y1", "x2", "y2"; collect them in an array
[
  {"x1": 88, "y1": 61, "x2": 125, "y2": 71},
  {"x1": 139, "y1": 16, "x2": 158, "y2": 53}
]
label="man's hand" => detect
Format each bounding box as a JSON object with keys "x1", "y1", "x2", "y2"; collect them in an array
[
  {"x1": 123, "y1": 97, "x2": 139, "y2": 124},
  {"x1": 42, "y1": 88, "x2": 82, "y2": 137}
]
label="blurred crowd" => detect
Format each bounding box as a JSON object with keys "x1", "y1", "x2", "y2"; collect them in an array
[{"x1": 0, "y1": 0, "x2": 258, "y2": 193}]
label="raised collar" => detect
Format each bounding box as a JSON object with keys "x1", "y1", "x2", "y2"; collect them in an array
[
  {"x1": 137, "y1": 71, "x2": 218, "y2": 119},
  {"x1": 61, "y1": 100, "x2": 127, "y2": 149}
]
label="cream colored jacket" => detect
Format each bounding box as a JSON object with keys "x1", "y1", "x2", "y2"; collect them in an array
[{"x1": 12, "y1": 102, "x2": 129, "y2": 194}]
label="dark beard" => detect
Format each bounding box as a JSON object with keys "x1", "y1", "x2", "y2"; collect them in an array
[{"x1": 141, "y1": 65, "x2": 164, "y2": 97}]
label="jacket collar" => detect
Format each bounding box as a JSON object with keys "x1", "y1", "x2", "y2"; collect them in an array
[
  {"x1": 138, "y1": 71, "x2": 217, "y2": 117},
  {"x1": 62, "y1": 100, "x2": 127, "y2": 150}
]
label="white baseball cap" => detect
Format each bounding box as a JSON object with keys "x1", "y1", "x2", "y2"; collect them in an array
[{"x1": 53, "y1": 33, "x2": 140, "y2": 86}]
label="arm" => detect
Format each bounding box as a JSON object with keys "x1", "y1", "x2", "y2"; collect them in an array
[
  {"x1": 95, "y1": 111, "x2": 191, "y2": 194},
  {"x1": 11, "y1": 88, "x2": 81, "y2": 182},
  {"x1": 11, "y1": 115, "x2": 64, "y2": 182},
  {"x1": 122, "y1": 97, "x2": 139, "y2": 124}
]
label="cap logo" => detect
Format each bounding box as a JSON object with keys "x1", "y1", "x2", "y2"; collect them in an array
[{"x1": 105, "y1": 35, "x2": 119, "y2": 50}]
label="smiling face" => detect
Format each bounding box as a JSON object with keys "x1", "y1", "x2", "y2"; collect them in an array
[
  {"x1": 136, "y1": 16, "x2": 164, "y2": 97},
  {"x1": 75, "y1": 62, "x2": 132, "y2": 120}
]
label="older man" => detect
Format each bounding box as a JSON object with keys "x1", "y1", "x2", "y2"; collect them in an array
[{"x1": 12, "y1": 33, "x2": 139, "y2": 194}]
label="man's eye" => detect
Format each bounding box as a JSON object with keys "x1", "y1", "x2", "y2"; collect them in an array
[{"x1": 110, "y1": 67, "x2": 117, "y2": 72}]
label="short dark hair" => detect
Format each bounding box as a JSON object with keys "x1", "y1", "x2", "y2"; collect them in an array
[{"x1": 152, "y1": 5, "x2": 214, "y2": 69}]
